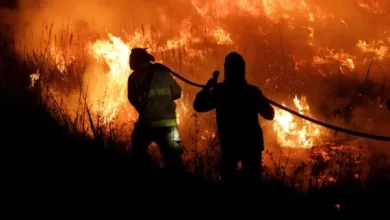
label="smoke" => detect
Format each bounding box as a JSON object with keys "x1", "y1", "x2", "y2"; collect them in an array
[{"x1": 12, "y1": 0, "x2": 199, "y2": 45}]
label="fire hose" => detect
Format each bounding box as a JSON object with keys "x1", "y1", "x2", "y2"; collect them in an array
[{"x1": 161, "y1": 65, "x2": 390, "y2": 142}]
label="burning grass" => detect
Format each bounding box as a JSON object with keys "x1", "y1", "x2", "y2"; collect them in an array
[
  {"x1": 4, "y1": 23, "x2": 389, "y2": 189},
  {"x1": 1, "y1": 0, "x2": 390, "y2": 213}
]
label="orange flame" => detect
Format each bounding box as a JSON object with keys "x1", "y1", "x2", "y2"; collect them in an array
[
  {"x1": 88, "y1": 34, "x2": 132, "y2": 124},
  {"x1": 24, "y1": 0, "x2": 390, "y2": 149},
  {"x1": 273, "y1": 95, "x2": 323, "y2": 148},
  {"x1": 85, "y1": 32, "x2": 197, "y2": 125}
]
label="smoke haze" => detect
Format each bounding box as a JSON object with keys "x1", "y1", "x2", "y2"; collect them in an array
[{"x1": 1, "y1": 0, "x2": 389, "y2": 161}]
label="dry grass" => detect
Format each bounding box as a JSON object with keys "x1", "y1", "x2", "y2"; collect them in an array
[{"x1": 1, "y1": 22, "x2": 390, "y2": 214}]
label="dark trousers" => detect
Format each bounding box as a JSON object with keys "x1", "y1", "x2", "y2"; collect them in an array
[
  {"x1": 219, "y1": 142, "x2": 263, "y2": 189},
  {"x1": 131, "y1": 123, "x2": 184, "y2": 173}
]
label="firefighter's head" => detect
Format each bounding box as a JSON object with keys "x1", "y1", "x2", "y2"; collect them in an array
[
  {"x1": 129, "y1": 48, "x2": 155, "y2": 71},
  {"x1": 224, "y1": 52, "x2": 246, "y2": 83}
]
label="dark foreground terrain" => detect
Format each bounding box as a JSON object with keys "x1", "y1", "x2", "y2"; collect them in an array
[{"x1": 2, "y1": 88, "x2": 389, "y2": 217}]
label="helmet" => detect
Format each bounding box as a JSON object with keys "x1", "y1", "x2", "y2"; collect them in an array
[{"x1": 129, "y1": 48, "x2": 155, "y2": 70}]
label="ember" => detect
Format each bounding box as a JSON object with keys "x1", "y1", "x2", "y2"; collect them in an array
[{"x1": 15, "y1": 0, "x2": 390, "y2": 152}]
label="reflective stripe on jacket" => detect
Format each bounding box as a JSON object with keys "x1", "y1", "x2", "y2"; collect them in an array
[
  {"x1": 128, "y1": 63, "x2": 182, "y2": 127},
  {"x1": 137, "y1": 87, "x2": 172, "y2": 102}
]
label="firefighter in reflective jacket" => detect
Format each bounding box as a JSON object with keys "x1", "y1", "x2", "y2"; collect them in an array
[{"x1": 128, "y1": 48, "x2": 184, "y2": 172}]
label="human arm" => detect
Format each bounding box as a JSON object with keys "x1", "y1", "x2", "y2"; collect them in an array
[
  {"x1": 255, "y1": 87, "x2": 275, "y2": 120},
  {"x1": 193, "y1": 82, "x2": 219, "y2": 112},
  {"x1": 153, "y1": 63, "x2": 182, "y2": 101},
  {"x1": 170, "y1": 74, "x2": 182, "y2": 101},
  {"x1": 127, "y1": 75, "x2": 140, "y2": 112},
  {"x1": 193, "y1": 89, "x2": 216, "y2": 112}
]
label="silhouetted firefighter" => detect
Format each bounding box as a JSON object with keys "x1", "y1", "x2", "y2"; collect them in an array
[
  {"x1": 128, "y1": 48, "x2": 184, "y2": 174},
  {"x1": 193, "y1": 52, "x2": 275, "y2": 189},
  {"x1": 387, "y1": 99, "x2": 390, "y2": 110}
]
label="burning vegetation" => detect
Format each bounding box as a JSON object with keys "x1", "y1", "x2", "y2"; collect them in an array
[
  {"x1": 273, "y1": 95, "x2": 323, "y2": 149},
  {"x1": 1, "y1": 0, "x2": 389, "y2": 191}
]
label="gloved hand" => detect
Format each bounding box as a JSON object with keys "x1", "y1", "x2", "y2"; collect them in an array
[{"x1": 206, "y1": 70, "x2": 220, "y2": 88}]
